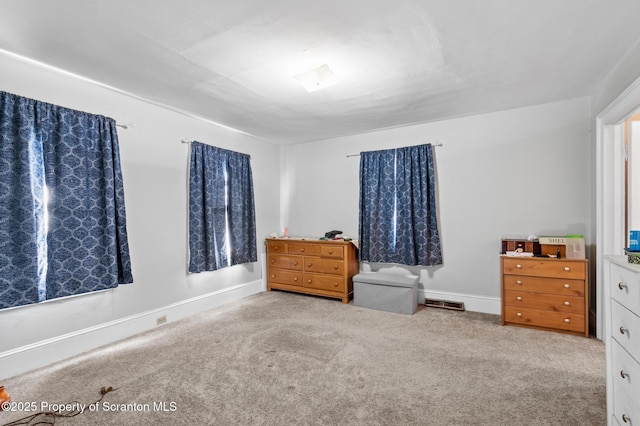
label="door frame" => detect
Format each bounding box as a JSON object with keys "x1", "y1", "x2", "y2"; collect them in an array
[{"x1": 596, "y1": 76, "x2": 640, "y2": 338}]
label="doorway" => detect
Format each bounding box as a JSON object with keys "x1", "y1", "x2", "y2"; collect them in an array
[
  {"x1": 596, "y1": 77, "x2": 640, "y2": 339},
  {"x1": 625, "y1": 113, "x2": 640, "y2": 243}
]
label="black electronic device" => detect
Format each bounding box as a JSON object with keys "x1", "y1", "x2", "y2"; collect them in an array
[{"x1": 324, "y1": 230, "x2": 343, "y2": 239}]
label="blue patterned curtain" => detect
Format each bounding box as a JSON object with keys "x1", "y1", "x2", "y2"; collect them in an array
[
  {"x1": 358, "y1": 144, "x2": 442, "y2": 266},
  {"x1": 189, "y1": 142, "x2": 256, "y2": 273},
  {"x1": 0, "y1": 91, "x2": 133, "y2": 309},
  {"x1": 0, "y1": 92, "x2": 43, "y2": 308}
]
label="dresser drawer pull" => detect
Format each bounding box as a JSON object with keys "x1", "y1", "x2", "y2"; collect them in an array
[
  {"x1": 328, "y1": 249, "x2": 334, "y2": 254},
  {"x1": 564, "y1": 267, "x2": 570, "y2": 271},
  {"x1": 307, "y1": 263, "x2": 313, "y2": 267},
  {"x1": 516, "y1": 296, "x2": 523, "y2": 301},
  {"x1": 516, "y1": 264, "x2": 522, "y2": 269},
  {"x1": 273, "y1": 246, "x2": 280, "y2": 251},
  {"x1": 293, "y1": 261, "x2": 299, "y2": 266},
  {"x1": 564, "y1": 301, "x2": 570, "y2": 306},
  {"x1": 270, "y1": 259, "x2": 275, "y2": 264},
  {"x1": 564, "y1": 318, "x2": 570, "y2": 323},
  {"x1": 516, "y1": 312, "x2": 522, "y2": 317},
  {"x1": 620, "y1": 326, "x2": 628, "y2": 335},
  {"x1": 333, "y1": 266, "x2": 339, "y2": 270},
  {"x1": 293, "y1": 277, "x2": 298, "y2": 282},
  {"x1": 300, "y1": 248, "x2": 305, "y2": 252},
  {"x1": 620, "y1": 370, "x2": 629, "y2": 379},
  {"x1": 307, "y1": 279, "x2": 312, "y2": 284},
  {"x1": 271, "y1": 274, "x2": 275, "y2": 279},
  {"x1": 333, "y1": 282, "x2": 338, "y2": 287},
  {"x1": 618, "y1": 282, "x2": 628, "y2": 290},
  {"x1": 516, "y1": 280, "x2": 523, "y2": 285},
  {"x1": 622, "y1": 414, "x2": 631, "y2": 423},
  {"x1": 564, "y1": 284, "x2": 570, "y2": 289}
]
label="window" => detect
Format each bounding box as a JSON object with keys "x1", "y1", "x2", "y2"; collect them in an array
[
  {"x1": 358, "y1": 144, "x2": 442, "y2": 266},
  {"x1": 0, "y1": 91, "x2": 133, "y2": 309},
  {"x1": 188, "y1": 142, "x2": 257, "y2": 272}
]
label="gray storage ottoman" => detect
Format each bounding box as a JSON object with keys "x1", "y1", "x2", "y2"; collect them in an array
[{"x1": 353, "y1": 272, "x2": 419, "y2": 315}]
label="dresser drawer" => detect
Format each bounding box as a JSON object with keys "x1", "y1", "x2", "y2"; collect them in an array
[
  {"x1": 267, "y1": 254, "x2": 303, "y2": 270},
  {"x1": 503, "y1": 307, "x2": 585, "y2": 333},
  {"x1": 266, "y1": 241, "x2": 287, "y2": 254},
  {"x1": 612, "y1": 341, "x2": 640, "y2": 404},
  {"x1": 612, "y1": 380, "x2": 639, "y2": 426},
  {"x1": 303, "y1": 273, "x2": 345, "y2": 292},
  {"x1": 503, "y1": 275, "x2": 584, "y2": 296},
  {"x1": 503, "y1": 290, "x2": 584, "y2": 314},
  {"x1": 304, "y1": 257, "x2": 344, "y2": 275},
  {"x1": 320, "y1": 245, "x2": 344, "y2": 259},
  {"x1": 610, "y1": 263, "x2": 640, "y2": 314},
  {"x1": 612, "y1": 299, "x2": 640, "y2": 358},
  {"x1": 267, "y1": 269, "x2": 302, "y2": 286},
  {"x1": 503, "y1": 258, "x2": 585, "y2": 279},
  {"x1": 288, "y1": 242, "x2": 321, "y2": 256}
]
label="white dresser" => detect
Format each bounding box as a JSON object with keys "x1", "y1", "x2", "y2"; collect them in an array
[{"x1": 605, "y1": 256, "x2": 640, "y2": 425}]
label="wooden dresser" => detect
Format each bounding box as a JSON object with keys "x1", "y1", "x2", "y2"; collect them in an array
[
  {"x1": 265, "y1": 238, "x2": 358, "y2": 303},
  {"x1": 500, "y1": 256, "x2": 589, "y2": 337},
  {"x1": 605, "y1": 256, "x2": 640, "y2": 425}
]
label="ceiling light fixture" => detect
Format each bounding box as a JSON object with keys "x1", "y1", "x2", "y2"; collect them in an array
[{"x1": 293, "y1": 64, "x2": 339, "y2": 92}]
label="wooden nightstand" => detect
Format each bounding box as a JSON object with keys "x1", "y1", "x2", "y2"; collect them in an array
[{"x1": 500, "y1": 256, "x2": 589, "y2": 337}]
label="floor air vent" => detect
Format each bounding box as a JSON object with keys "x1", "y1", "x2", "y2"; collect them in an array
[{"x1": 424, "y1": 299, "x2": 465, "y2": 311}]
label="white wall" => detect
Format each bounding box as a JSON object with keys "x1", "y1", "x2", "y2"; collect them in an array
[
  {"x1": 591, "y1": 40, "x2": 640, "y2": 118},
  {"x1": 0, "y1": 51, "x2": 280, "y2": 377},
  {"x1": 281, "y1": 98, "x2": 592, "y2": 312}
]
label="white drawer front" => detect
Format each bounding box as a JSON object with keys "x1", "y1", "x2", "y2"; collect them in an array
[
  {"x1": 612, "y1": 341, "x2": 640, "y2": 402},
  {"x1": 613, "y1": 384, "x2": 639, "y2": 426},
  {"x1": 611, "y1": 263, "x2": 640, "y2": 314},
  {"x1": 612, "y1": 300, "x2": 640, "y2": 361}
]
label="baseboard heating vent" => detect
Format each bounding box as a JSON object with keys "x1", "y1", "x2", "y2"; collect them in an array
[{"x1": 424, "y1": 299, "x2": 465, "y2": 311}]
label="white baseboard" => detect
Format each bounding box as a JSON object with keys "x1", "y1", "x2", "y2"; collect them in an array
[
  {"x1": 0, "y1": 280, "x2": 263, "y2": 380},
  {"x1": 419, "y1": 289, "x2": 500, "y2": 315}
]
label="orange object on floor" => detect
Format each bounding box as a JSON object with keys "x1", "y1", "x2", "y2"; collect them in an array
[{"x1": 0, "y1": 386, "x2": 10, "y2": 409}]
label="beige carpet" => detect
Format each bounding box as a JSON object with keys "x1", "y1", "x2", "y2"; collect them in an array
[{"x1": 1, "y1": 291, "x2": 605, "y2": 425}]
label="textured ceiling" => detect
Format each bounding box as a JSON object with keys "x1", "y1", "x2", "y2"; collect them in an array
[{"x1": 2, "y1": 0, "x2": 640, "y2": 144}]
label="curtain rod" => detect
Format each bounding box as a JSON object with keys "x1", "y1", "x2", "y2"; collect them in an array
[
  {"x1": 181, "y1": 139, "x2": 252, "y2": 159},
  {"x1": 345, "y1": 142, "x2": 443, "y2": 158},
  {"x1": 116, "y1": 123, "x2": 135, "y2": 129}
]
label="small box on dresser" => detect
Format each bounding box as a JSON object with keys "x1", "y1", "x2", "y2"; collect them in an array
[
  {"x1": 500, "y1": 256, "x2": 589, "y2": 337},
  {"x1": 605, "y1": 256, "x2": 640, "y2": 426},
  {"x1": 265, "y1": 238, "x2": 358, "y2": 303}
]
